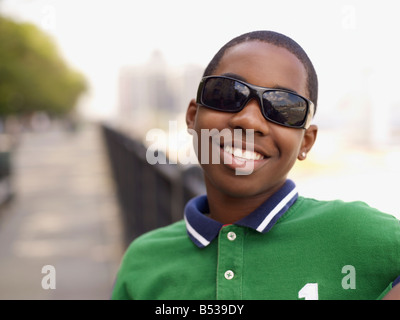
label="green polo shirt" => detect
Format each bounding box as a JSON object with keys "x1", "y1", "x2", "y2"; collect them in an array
[{"x1": 111, "y1": 180, "x2": 400, "y2": 300}]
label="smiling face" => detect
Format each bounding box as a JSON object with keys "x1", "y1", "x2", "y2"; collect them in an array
[{"x1": 186, "y1": 41, "x2": 317, "y2": 200}]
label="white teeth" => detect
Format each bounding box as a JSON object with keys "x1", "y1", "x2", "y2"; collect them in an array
[
  {"x1": 233, "y1": 147, "x2": 242, "y2": 158},
  {"x1": 224, "y1": 145, "x2": 264, "y2": 160}
]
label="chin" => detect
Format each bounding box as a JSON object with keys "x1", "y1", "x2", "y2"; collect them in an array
[{"x1": 205, "y1": 173, "x2": 269, "y2": 199}]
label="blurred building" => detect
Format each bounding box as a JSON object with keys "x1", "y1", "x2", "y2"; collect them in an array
[
  {"x1": 318, "y1": 68, "x2": 400, "y2": 148},
  {"x1": 118, "y1": 51, "x2": 203, "y2": 136},
  {"x1": 119, "y1": 55, "x2": 400, "y2": 148}
]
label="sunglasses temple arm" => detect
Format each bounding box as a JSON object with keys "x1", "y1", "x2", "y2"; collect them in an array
[{"x1": 304, "y1": 102, "x2": 315, "y2": 129}]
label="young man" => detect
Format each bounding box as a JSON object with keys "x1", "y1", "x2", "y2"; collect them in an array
[{"x1": 112, "y1": 31, "x2": 400, "y2": 300}]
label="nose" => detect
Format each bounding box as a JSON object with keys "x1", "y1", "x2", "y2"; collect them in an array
[{"x1": 227, "y1": 98, "x2": 270, "y2": 135}]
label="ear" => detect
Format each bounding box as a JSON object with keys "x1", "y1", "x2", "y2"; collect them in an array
[
  {"x1": 186, "y1": 98, "x2": 198, "y2": 131},
  {"x1": 298, "y1": 124, "x2": 318, "y2": 160}
]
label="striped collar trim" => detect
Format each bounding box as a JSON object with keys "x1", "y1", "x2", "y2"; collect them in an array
[{"x1": 184, "y1": 179, "x2": 298, "y2": 248}]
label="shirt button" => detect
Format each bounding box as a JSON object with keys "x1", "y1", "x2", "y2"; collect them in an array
[
  {"x1": 227, "y1": 231, "x2": 237, "y2": 241},
  {"x1": 224, "y1": 270, "x2": 234, "y2": 280}
]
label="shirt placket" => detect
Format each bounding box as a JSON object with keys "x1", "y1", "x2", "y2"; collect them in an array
[{"x1": 216, "y1": 225, "x2": 244, "y2": 300}]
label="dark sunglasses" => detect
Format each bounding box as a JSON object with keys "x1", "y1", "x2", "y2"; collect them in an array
[{"x1": 196, "y1": 76, "x2": 315, "y2": 129}]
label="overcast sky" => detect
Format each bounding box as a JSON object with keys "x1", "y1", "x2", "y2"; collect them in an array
[{"x1": 2, "y1": 0, "x2": 400, "y2": 120}]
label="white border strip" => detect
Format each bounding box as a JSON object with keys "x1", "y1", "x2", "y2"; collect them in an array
[
  {"x1": 256, "y1": 187, "x2": 298, "y2": 233},
  {"x1": 184, "y1": 215, "x2": 210, "y2": 247}
]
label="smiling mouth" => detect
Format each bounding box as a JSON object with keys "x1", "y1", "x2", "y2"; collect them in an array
[
  {"x1": 223, "y1": 145, "x2": 264, "y2": 161},
  {"x1": 216, "y1": 142, "x2": 271, "y2": 175}
]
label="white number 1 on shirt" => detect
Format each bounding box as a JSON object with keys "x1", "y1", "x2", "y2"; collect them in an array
[{"x1": 298, "y1": 283, "x2": 319, "y2": 300}]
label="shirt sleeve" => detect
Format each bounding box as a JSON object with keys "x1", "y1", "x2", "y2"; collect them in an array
[
  {"x1": 376, "y1": 276, "x2": 400, "y2": 300},
  {"x1": 376, "y1": 218, "x2": 400, "y2": 300},
  {"x1": 377, "y1": 282, "x2": 394, "y2": 300},
  {"x1": 111, "y1": 275, "x2": 132, "y2": 300}
]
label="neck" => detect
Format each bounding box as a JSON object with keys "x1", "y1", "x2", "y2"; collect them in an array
[{"x1": 205, "y1": 179, "x2": 286, "y2": 225}]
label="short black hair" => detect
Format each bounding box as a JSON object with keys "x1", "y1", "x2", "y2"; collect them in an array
[{"x1": 203, "y1": 30, "x2": 318, "y2": 113}]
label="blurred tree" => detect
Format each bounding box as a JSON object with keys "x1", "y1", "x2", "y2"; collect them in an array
[{"x1": 0, "y1": 15, "x2": 87, "y2": 117}]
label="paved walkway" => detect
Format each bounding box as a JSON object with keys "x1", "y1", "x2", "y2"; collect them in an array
[{"x1": 0, "y1": 123, "x2": 125, "y2": 299}]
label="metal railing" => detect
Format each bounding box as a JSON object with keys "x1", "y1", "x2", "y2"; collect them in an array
[
  {"x1": 0, "y1": 151, "x2": 13, "y2": 206},
  {"x1": 101, "y1": 124, "x2": 206, "y2": 246}
]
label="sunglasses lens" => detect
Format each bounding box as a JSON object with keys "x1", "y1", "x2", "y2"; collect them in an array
[
  {"x1": 199, "y1": 76, "x2": 311, "y2": 128},
  {"x1": 262, "y1": 91, "x2": 308, "y2": 127},
  {"x1": 202, "y1": 78, "x2": 250, "y2": 111}
]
